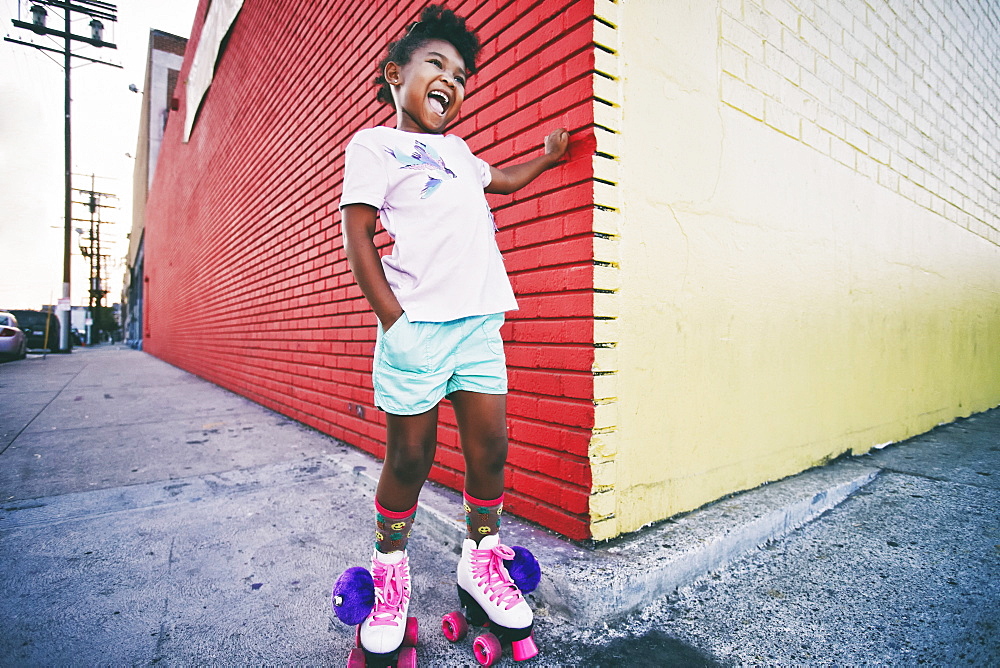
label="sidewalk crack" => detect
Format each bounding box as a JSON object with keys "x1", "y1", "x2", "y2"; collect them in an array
[
  {"x1": 0, "y1": 362, "x2": 87, "y2": 457},
  {"x1": 151, "y1": 537, "x2": 176, "y2": 664},
  {"x1": 875, "y1": 465, "x2": 999, "y2": 492}
]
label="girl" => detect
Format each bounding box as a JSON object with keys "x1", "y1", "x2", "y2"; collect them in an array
[{"x1": 339, "y1": 4, "x2": 568, "y2": 662}]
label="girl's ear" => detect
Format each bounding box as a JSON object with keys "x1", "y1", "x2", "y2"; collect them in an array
[{"x1": 384, "y1": 61, "x2": 402, "y2": 86}]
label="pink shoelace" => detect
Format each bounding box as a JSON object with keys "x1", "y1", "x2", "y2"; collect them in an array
[
  {"x1": 369, "y1": 558, "x2": 410, "y2": 627},
  {"x1": 469, "y1": 543, "x2": 523, "y2": 611}
]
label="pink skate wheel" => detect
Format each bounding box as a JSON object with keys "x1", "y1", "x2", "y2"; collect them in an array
[
  {"x1": 346, "y1": 646, "x2": 366, "y2": 668},
  {"x1": 512, "y1": 634, "x2": 539, "y2": 661},
  {"x1": 397, "y1": 646, "x2": 418, "y2": 668},
  {"x1": 441, "y1": 610, "x2": 469, "y2": 642},
  {"x1": 473, "y1": 632, "x2": 502, "y2": 667},
  {"x1": 403, "y1": 616, "x2": 419, "y2": 646}
]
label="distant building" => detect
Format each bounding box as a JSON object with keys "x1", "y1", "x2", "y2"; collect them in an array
[
  {"x1": 122, "y1": 29, "x2": 187, "y2": 350},
  {"x1": 44, "y1": 305, "x2": 88, "y2": 345},
  {"x1": 70, "y1": 305, "x2": 87, "y2": 337}
]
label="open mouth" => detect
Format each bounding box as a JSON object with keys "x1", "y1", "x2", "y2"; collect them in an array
[{"x1": 428, "y1": 90, "x2": 450, "y2": 115}]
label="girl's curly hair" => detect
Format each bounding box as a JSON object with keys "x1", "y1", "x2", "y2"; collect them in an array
[{"x1": 375, "y1": 4, "x2": 481, "y2": 106}]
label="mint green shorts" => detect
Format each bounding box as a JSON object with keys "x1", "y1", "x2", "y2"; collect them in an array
[{"x1": 373, "y1": 312, "x2": 507, "y2": 415}]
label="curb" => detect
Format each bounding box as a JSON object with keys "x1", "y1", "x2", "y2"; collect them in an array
[{"x1": 323, "y1": 444, "x2": 880, "y2": 625}]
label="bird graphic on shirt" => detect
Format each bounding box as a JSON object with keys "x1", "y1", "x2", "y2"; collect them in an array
[{"x1": 386, "y1": 140, "x2": 457, "y2": 198}]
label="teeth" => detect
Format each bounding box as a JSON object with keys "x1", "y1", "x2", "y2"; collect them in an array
[{"x1": 428, "y1": 91, "x2": 449, "y2": 115}]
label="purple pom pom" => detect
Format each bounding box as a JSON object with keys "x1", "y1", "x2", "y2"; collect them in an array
[
  {"x1": 331, "y1": 566, "x2": 374, "y2": 625},
  {"x1": 504, "y1": 546, "x2": 541, "y2": 594}
]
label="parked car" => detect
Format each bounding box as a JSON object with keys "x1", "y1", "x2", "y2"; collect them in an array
[
  {"x1": 8, "y1": 309, "x2": 60, "y2": 350},
  {"x1": 0, "y1": 312, "x2": 27, "y2": 360}
]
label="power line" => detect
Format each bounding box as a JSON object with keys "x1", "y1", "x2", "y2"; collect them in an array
[
  {"x1": 75, "y1": 173, "x2": 117, "y2": 344},
  {"x1": 5, "y1": 0, "x2": 119, "y2": 351}
]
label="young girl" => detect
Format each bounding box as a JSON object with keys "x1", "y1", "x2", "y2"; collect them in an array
[{"x1": 339, "y1": 4, "x2": 568, "y2": 663}]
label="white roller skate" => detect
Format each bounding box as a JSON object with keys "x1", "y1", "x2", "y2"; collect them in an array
[
  {"x1": 442, "y1": 534, "x2": 539, "y2": 666},
  {"x1": 333, "y1": 549, "x2": 418, "y2": 667}
]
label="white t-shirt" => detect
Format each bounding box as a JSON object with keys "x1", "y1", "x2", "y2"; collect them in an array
[{"x1": 339, "y1": 126, "x2": 518, "y2": 322}]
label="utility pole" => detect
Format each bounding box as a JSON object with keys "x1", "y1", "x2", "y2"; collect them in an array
[
  {"x1": 5, "y1": 0, "x2": 120, "y2": 352},
  {"x1": 74, "y1": 175, "x2": 116, "y2": 345}
]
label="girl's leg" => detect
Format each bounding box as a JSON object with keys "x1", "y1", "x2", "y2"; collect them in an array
[
  {"x1": 376, "y1": 406, "x2": 439, "y2": 518},
  {"x1": 450, "y1": 391, "x2": 507, "y2": 542},
  {"x1": 360, "y1": 408, "x2": 438, "y2": 655},
  {"x1": 451, "y1": 390, "x2": 535, "y2": 647},
  {"x1": 450, "y1": 390, "x2": 507, "y2": 498}
]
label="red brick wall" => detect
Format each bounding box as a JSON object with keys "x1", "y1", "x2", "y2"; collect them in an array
[{"x1": 145, "y1": 0, "x2": 596, "y2": 539}]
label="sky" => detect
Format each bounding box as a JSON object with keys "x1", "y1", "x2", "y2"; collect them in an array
[{"x1": 0, "y1": 0, "x2": 200, "y2": 311}]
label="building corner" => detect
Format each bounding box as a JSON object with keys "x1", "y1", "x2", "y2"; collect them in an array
[{"x1": 589, "y1": 0, "x2": 623, "y2": 541}]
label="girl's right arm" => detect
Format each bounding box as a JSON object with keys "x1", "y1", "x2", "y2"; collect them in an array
[{"x1": 342, "y1": 203, "x2": 404, "y2": 331}]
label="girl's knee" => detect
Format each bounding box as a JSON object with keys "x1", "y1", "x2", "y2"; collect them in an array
[
  {"x1": 468, "y1": 434, "x2": 508, "y2": 476},
  {"x1": 385, "y1": 437, "x2": 436, "y2": 485}
]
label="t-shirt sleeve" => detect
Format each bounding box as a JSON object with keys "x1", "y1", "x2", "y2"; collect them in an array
[
  {"x1": 455, "y1": 135, "x2": 492, "y2": 189},
  {"x1": 477, "y1": 156, "x2": 492, "y2": 189},
  {"x1": 339, "y1": 138, "x2": 388, "y2": 210}
]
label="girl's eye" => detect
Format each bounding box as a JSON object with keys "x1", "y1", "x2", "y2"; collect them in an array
[
  {"x1": 429, "y1": 59, "x2": 442, "y2": 68},
  {"x1": 455, "y1": 77, "x2": 465, "y2": 86}
]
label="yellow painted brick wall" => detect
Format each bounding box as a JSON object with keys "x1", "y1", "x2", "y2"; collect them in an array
[
  {"x1": 590, "y1": 0, "x2": 1000, "y2": 539},
  {"x1": 719, "y1": 0, "x2": 998, "y2": 244}
]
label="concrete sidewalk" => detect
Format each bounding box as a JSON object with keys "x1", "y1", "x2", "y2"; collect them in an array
[{"x1": 1, "y1": 345, "x2": 997, "y2": 666}]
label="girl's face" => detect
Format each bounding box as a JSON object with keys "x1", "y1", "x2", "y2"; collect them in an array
[{"x1": 386, "y1": 39, "x2": 467, "y2": 134}]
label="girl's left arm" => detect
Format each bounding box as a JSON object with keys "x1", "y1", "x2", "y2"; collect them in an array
[{"x1": 485, "y1": 128, "x2": 569, "y2": 195}]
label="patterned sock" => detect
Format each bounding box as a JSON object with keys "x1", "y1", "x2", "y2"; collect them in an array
[
  {"x1": 374, "y1": 498, "x2": 417, "y2": 554},
  {"x1": 464, "y1": 491, "x2": 503, "y2": 544}
]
